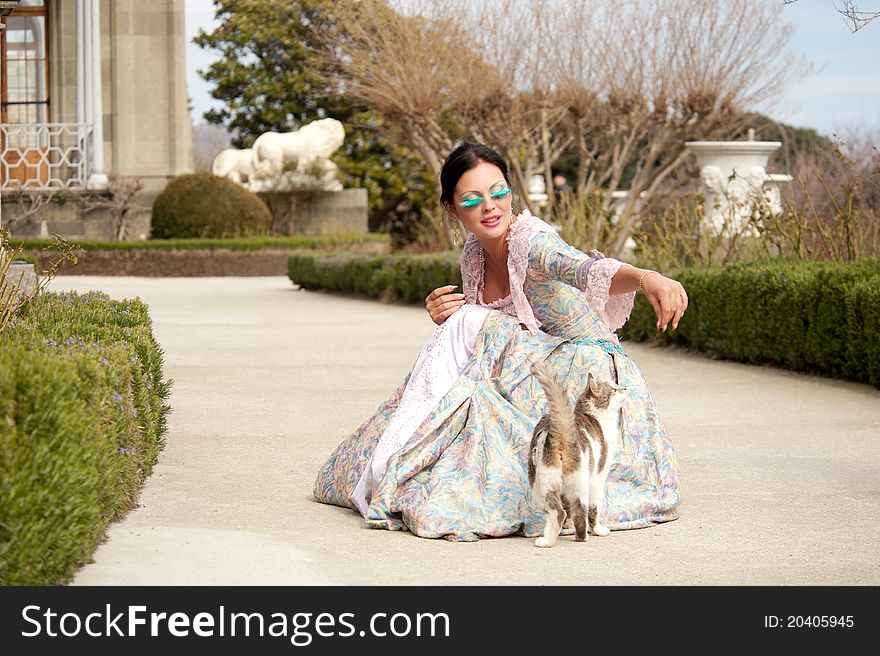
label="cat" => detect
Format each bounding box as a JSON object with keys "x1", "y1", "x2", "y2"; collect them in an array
[{"x1": 528, "y1": 361, "x2": 627, "y2": 548}]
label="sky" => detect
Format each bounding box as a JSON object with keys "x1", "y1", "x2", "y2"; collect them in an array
[{"x1": 184, "y1": 0, "x2": 880, "y2": 139}]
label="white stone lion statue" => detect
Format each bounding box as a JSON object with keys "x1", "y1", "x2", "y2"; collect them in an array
[
  {"x1": 249, "y1": 118, "x2": 345, "y2": 192},
  {"x1": 211, "y1": 118, "x2": 345, "y2": 192},
  {"x1": 211, "y1": 147, "x2": 256, "y2": 187}
]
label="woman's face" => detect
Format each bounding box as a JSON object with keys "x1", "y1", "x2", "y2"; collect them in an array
[{"x1": 446, "y1": 161, "x2": 514, "y2": 239}]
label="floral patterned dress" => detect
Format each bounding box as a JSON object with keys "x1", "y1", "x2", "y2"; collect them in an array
[{"x1": 313, "y1": 210, "x2": 681, "y2": 541}]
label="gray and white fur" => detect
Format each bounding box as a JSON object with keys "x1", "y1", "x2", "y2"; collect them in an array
[{"x1": 528, "y1": 361, "x2": 627, "y2": 548}]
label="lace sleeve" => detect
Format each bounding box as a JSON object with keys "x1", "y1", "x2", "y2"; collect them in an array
[
  {"x1": 583, "y1": 258, "x2": 636, "y2": 332},
  {"x1": 459, "y1": 235, "x2": 482, "y2": 305},
  {"x1": 527, "y1": 231, "x2": 636, "y2": 332}
]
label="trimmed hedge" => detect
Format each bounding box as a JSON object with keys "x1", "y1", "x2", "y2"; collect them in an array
[
  {"x1": 15, "y1": 234, "x2": 390, "y2": 277},
  {"x1": 289, "y1": 251, "x2": 880, "y2": 387},
  {"x1": 0, "y1": 291, "x2": 171, "y2": 584},
  {"x1": 289, "y1": 250, "x2": 461, "y2": 303},
  {"x1": 618, "y1": 258, "x2": 880, "y2": 387},
  {"x1": 12, "y1": 232, "x2": 389, "y2": 252},
  {"x1": 151, "y1": 172, "x2": 272, "y2": 239}
]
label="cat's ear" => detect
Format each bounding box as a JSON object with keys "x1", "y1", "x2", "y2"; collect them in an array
[{"x1": 587, "y1": 373, "x2": 599, "y2": 395}]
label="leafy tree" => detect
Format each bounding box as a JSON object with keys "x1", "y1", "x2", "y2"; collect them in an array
[
  {"x1": 193, "y1": 0, "x2": 435, "y2": 237},
  {"x1": 194, "y1": 0, "x2": 338, "y2": 141}
]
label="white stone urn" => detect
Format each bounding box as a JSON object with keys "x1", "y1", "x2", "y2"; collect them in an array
[
  {"x1": 527, "y1": 174, "x2": 549, "y2": 209},
  {"x1": 685, "y1": 139, "x2": 793, "y2": 235}
]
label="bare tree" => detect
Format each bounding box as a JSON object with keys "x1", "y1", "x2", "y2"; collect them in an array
[
  {"x1": 450, "y1": 0, "x2": 572, "y2": 215},
  {"x1": 320, "y1": 0, "x2": 463, "y2": 175},
  {"x1": 8, "y1": 189, "x2": 58, "y2": 233},
  {"x1": 321, "y1": 0, "x2": 805, "y2": 255},
  {"x1": 546, "y1": 0, "x2": 805, "y2": 255},
  {"x1": 782, "y1": 0, "x2": 880, "y2": 31},
  {"x1": 82, "y1": 174, "x2": 144, "y2": 241},
  {"x1": 833, "y1": 122, "x2": 880, "y2": 171}
]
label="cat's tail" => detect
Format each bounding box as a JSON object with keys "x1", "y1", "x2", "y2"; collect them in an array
[{"x1": 530, "y1": 360, "x2": 577, "y2": 465}]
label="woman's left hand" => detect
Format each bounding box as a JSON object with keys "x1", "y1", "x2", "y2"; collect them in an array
[{"x1": 641, "y1": 272, "x2": 688, "y2": 331}]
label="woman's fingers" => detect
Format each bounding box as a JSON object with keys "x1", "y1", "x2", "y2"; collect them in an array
[
  {"x1": 647, "y1": 293, "x2": 663, "y2": 330},
  {"x1": 434, "y1": 297, "x2": 466, "y2": 314},
  {"x1": 660, "y1": 294, "x2": 690, "y2": 331},
  {"x1": 670, "y1": 302, "x2": 685, "y2": 330},
  {"x1": 645, "y1": 277, "x2": 689, "y2": 331},
  {"x1": 672, "y1": 288, "x2": 688, "y2": 330},
  {"x1": 659, "y1": 293, "x2": 673, "y2": 330},
  {"x1": 427, "y1": 291, "x2": 465, "y2": 324},
  {"x1": 653, "y1": 286, "x2": 675, "y2": 331},
  {"x1": 425, "y1": 285, "x2": 461, "y2": 323},
  {"x1": 429, "y1": 294, "x2": 465, "y2": 311},
  {"x1": 433, "y1": 304, "x2": 464, "y2": 324},
  {"x1": 425, "y1": 284, "x2": 458, "y2": 305}
]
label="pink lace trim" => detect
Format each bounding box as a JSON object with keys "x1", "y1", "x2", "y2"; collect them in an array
[
  {"x1": 460, "y1": 235, "x2": 482, "y2": 305},
  {"x1": 583, "y1": 258, "x2": 635, "y2": 332},
  {"x1": 506, "y1": 209, "x2": 555, "y2": 332}
]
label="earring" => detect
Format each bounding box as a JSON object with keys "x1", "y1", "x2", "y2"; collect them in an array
[
  {"x1": 442, "y1": 208, "x2": 462, "y2": 248},
  {"x1": 451, "y1": 224, "x2": 462, "y2": 248}
]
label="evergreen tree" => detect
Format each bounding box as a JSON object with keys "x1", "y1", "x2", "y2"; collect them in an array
[{"x1": 194, "y1": 0, "x2": 434, "y2": 235}]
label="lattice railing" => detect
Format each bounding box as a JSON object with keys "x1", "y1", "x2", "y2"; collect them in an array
[{"x1": 0, "y1": 123, "x2": 93, "y2": 191}]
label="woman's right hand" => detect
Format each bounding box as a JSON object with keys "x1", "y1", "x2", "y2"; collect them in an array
[{"x1": 425, "y1": 285, "x2": 466, "y2": 325}]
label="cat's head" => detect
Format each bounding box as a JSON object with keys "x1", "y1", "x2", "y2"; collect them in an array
[{"x1": 576, "y1": 373, "x2": 627, "y2": 416}]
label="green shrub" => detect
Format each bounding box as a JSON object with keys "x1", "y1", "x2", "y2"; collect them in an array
[
  {"x1": 290, "y1": 252, "x2": 880, "y2": 387},
  {"x1": 0, "y1": 290, "x2": 171, "y2": 584},
  {"x1": 151, "y1": 172, "x2": 272, "y2": 239},
  {"x1": 14, "y1": 233, "x2": 389, "y2": 252},
  {"x1": 288, "y1": 251, "x2": 461, "y2": 303},
  {"x1": 619, "y1": 258, "x2": 880, "y2": 387}
]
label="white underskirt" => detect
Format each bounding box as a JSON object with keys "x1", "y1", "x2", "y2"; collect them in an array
[{"x1": 351, "y1": 304, "x2": 493, "y2": 517}]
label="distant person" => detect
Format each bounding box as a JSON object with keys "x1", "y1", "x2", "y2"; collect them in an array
[
  {"x1": 314, "y1": 142, "x2": 687, "y2": 541},
  {"x1": 552, "y1": 173, "x2": 570, "y2": 203},
  {"x1": 553, "y1": 173, "x2": 569, "y2": 192}
]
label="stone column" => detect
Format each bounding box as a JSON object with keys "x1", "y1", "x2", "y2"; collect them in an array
[
  {"x1": 76, "y1": 0, "x2": 84, "y2": 125},
  {"x1": 76, "y1": 0, "x2": 87, "y2": 187},
  {"x1": 82, "y1": 0, "x2": 93, "y2": 183},
  {"x1": 86, "y1": 0, "x2": 107, "y2": 189}
]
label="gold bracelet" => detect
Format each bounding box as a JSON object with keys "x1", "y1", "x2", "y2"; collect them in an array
[{"x1": 639, "y1": 270, "x2": 658, "y2": 293}]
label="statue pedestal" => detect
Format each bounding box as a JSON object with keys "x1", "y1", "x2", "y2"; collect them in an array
[
  {"x1": 3, "y1": 261, "x2": 39, "y2": 296},
  {"x1": 258, "y1": 188, "x2": 368, "y2": 236}
]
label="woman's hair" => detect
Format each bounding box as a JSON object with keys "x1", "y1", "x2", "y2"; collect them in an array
[{"x1": 439, "y1": 142, "x2": 512, "y2": 209}]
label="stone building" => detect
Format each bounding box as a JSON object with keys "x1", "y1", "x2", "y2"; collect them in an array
[{"x1": 0, "y1": 0, "x2": 192, "y2": 239}]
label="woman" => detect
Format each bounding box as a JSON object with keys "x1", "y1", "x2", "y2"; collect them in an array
[{"x1": 314, "y1": 143, "x2": 686, "y2": 541}]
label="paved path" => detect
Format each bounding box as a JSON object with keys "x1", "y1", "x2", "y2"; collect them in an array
[{"x1": 51, "y1": 276, "x2": 880, "y2": 585}]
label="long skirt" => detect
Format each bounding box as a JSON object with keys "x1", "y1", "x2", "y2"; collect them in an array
[{"x1": 313, "y1": 305, "x2": 680, "y2": 542}]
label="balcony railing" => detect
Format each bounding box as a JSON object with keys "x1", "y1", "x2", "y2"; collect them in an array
[{"x1": 0, "y1": 122, "x2": 93, "y2": 191}]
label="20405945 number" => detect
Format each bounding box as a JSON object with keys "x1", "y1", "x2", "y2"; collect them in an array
[{"x1": 764, "y1": 616, "x2": 854, "y2": 628}]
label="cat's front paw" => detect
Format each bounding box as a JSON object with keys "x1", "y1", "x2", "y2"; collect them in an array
[
  {"x1": 593, "y1": 525, "x2": 610, "y2": 537},
  {"x1": 535, "y1": 537, "x2": 555, "y2": 548}
]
